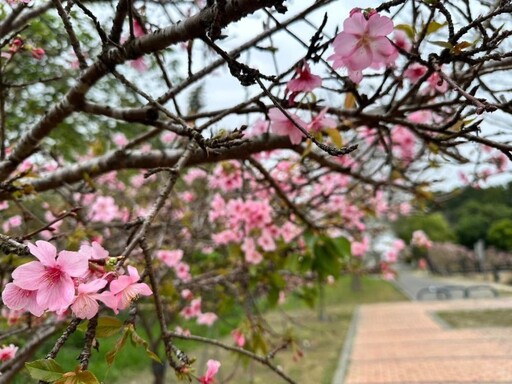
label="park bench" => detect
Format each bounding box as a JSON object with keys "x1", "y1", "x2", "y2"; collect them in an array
[{"x1": 416, "y1": 284, "x2": 499, "y2": 300}]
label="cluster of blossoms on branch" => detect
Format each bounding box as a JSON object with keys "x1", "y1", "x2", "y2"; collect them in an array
[{"x1": 2, "y1": 241, "x2": 151, "y2": 319}]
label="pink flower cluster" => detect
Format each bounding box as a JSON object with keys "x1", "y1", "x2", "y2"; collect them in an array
[
  {"x1": 156, "y1": 249, "x2": 191, "y2": 281},
  {"x1": 329, "y1": 8, "x2": 397, "y2": 83},
  {"x1": 411, "y1": 230, "x2": 432, "y2": 249},
  {"x1": 209, "y1": 161, "x2": 243, "y2": 192},
  {"x1": 267, "y1": 108, "x2": 336, "y2": 145},
  {"x1": 384, "y1": 239, "x2": 406, "y2": 263},
  {"x1": 2, "y1": 241, "x2": 152, "y2": 319},
  {"x1": 0, "y1": 344, "x2": 18, "y2": 362},
  {"x1": 180, "y1": 297, "x2": 218, "y2": 326},
  {"x1": 199, "y1": 360, "x2": 221, "y2": 384},
  {"x1": 286, "y1": 61, "x2": 322, "y2": 103}
]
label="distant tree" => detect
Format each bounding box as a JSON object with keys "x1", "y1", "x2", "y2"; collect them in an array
[
  {"x1": 454, "y1": 201, "x2": 512, "y2": 248},
  {"x1": 434, "y1": 183, "x2": 512, "y2": 224},
  {"x1": 393, "y1": 213, "x2": 456, "y2": 244},
  {"x1": 487, "y1": 219, "x2": 512, "y2": 252}
]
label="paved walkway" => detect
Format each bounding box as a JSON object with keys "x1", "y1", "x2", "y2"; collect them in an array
[
  {"x1": 337, "y1": 298, "x2": 512, "y2": 383},
  {"x1": 333, "y1": 270, "x2": 512, "y2": 383}
]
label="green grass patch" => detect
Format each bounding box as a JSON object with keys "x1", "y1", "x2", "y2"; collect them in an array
[
  {"x1": 12, "y1": 275, "x2": 406, "y2": 383},
  {"x1": 130, "y1": 276, "x2": 405, "y2": 384},
  {"x1": 437, "y1": 308, "x2": 512, "y2": 328}
]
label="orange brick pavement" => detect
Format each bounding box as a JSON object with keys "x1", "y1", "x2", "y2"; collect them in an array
[{"x1": 343, "y1": 299, "x2": 512, "y2": 383}]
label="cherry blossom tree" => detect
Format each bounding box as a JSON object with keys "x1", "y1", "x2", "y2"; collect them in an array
[{"x1": 0, "y1": 0, "x2": 511, "y2": 382}]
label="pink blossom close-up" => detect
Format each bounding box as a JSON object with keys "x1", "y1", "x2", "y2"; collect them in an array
[
  {"x1": 199, "y1": 359, "x2": 221, "y2": 384},
  {"x1": 10, "y1": 241, "x2": 89, "y2": 312},
  {"x1": 286, "y1": 62, "x2": 322, "y2": 93},
  {"x1": 329, "y1": 9, "x2": 397, "y2": 82},
  {"x1": 268, "y1": 108, "x2": 306, "y2": 145},
  {"x1": 71, "y1": 279, "x2": 108, "y2": 319},
  {"x1": 0, "y1": 344, "x2": 18, "y2": 362},
  {"x1": 99, "y1": 266, "x2": 152, "y2": 313}
]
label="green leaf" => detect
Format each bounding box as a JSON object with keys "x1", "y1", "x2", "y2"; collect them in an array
[
  {"x1": 325, "y1": 128, "x2": 343, "y2": 148},
  {"x1": 106, "y1": 327, "x2": 130, "y2": 366},
  {"x1": 25, "y1": 359, "x2": 64, "y2": 381},
  {"x1": 130, "y1": 327, "x2": 162, "y2": 363},
  {"x1": 55, "y1": 370, "x2": 100, "y2": 384},
  {"x1": 95, "y1": 316, "x2": 123, "y2": 338},
  {"x1": 429, "y1": 40, "x2": 453, "y2": 49},
  {"x1": 267, "y1": 286, "x2": 280, "y2": 308},
  {"x1": 395, "y1": 24, "x2": 415, "y2": 39},
  {"x1": 331, "y1": 236, "x2": 352, "y2": 259},
  {"x1": 312, "y1": 236, "x2": 342, "y2": 278},
  {"x1": 426, "y1": 21, "x2": 447, "y2": 35},
  {"x1": 452, "y1": 41, "x2": 473, "y2": 54},
  {"x1": 76, "y1": 370, "x2": 100, "y2": 384},
  {"x1": 251, "y1": 332, "x2": 268, "y2": 355}
]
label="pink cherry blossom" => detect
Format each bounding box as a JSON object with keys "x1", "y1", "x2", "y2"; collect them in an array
[
  {"x1": 351, "y1": 237, "x2": 369, "y2": 257},
  {"x1": 113, "y1": 133, "x2": 129, "y2": 147},
  {"x1": 403, "y1": 63, "x2": 428, "y2": 83},
  {"x1": 79, "y1": 241, "x2": 109, "y2": 260},
  {"x1": 130, "y1": 57, "x2": 148, "y2": 73},
  {"x1": 2, "y1": 283, "x2": 45, "y2": 317},
  {"x1": 393, "y1": 30, "x2": 411, "y2": 52},
  {"x1": 411, "y1": 230, "x2": 432, "y2": 249},
  {"x1": 286, "y1": 62, "x2": 322, "y2": 93},
  {"x1": 181, "y1": 289, "x2": 193, "y2": 300},
  {"x1": 99, "y1": 266, "x2": 152, "y2": 313},
  {"x1": 157, "y1": 249, "x2": 183, "y2": 268},
  {"x1": 71, "y1": 279, "x2": 108, "y2": 319},
  {"x1": 132, "y1": 20, "x2": 145, "y2": 38},
  {"x1": 268, "y1": 108, "x2": 306, "y2": 145},
  {"x1": 184, "y1": 168, "x2": 207, "y2": 185},
  {"x1": 231, "y1": 329, "x2": 245, "y2": 347},
  {"x1": 426, "y1": 71, "x2": 449, "y2": 94},
  {"x1": 174, "y1": 262, "x2": 191, "y2": 282},
  {"x1": 11, "y1": 241, "x2": 89, "y2": 312},
  {"x1": 257, "y1": 229, "x2": 276, "y2": 252},
  {"x1": 330, "y1": 10, "x2": 397, "y2": 83},
  {"x1": 308, "y1": 107, "x2": 337, "y2": 133},
  {"x1": 89, "y1": 196, "x2": 121, "y2": 222},
  {"x1": 31, "y1": 48, "x2": 45, "y2": 60},
  {"x1": 180, "y1": 297, "x2": 202, "y2": 319},
  {"x1": 199, "y1": 360, "x2": 221, "y2": 384},
  {"x1": 242, "y1": 237, "x2": 263, "y2": 265},
  {"x1": 0, "y1": 344, "x2": 18, "y2": 362},
  {"x1": 392, "y1": 126, "x2": 417, "y2": 162},
  {"x1": 197, "y1": 312, "x2": 218, "y2": 326}
]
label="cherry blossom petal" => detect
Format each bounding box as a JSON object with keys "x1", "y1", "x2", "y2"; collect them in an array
[
  {"x1": 367, "y1": 14, "x2": 394, "y2": 36},
  {"x1": 118, "y1": 283, "x2": 152, "y2": 310},
  {"x1": 344, "y1": 45, "x2": 373, "y2": 70},
  {"x1": 37, "y1": 274, "x2": 75, "y2": 311},
  {"x1": 27, "y1": 241, "x2": 57, "y2": 266},
  {"x1": 95, "y1": 291, "x2": 120, "y2": 314},
  {"x1": 77, "y1": 278, "x2": 108, "y2": 294},
  {"x1": 372, "y1": 37, "x2": 397, "y2": 63},
  {"x1": 343, "y1": 12, "x2": 367, "y2": 35},
  {"x1": 11, "y1": 261, "x2": 46, "y2": 290},
  {"x1": 332, "y1": 32, "x2": 360, "y2": 57},
  {"x1": 127, "y1": 265, "x2": 140, "y2": 280},
  {"x1": 109, "y1": 275, "x2": 133, "y2": 294},
  {"x1": 71, "y1": 294, "x2": 100, "y2": 319},
  {"x1": 57, "y1": 250, "x2": 89, "y2": 277}
]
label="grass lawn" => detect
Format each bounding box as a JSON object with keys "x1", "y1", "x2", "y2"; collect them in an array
[
  {"x1": 128, "y1": 276, "x2": 405, "y2": 384},
  {"x1": 437, "y1": 308, "x2": 512, "y2": 328},
  {"x1": 12, "y1": 275, "x2": 406, "y2": 383}
]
